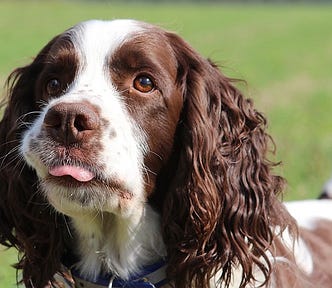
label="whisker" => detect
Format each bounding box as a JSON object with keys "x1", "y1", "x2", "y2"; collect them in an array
[
  {"x1": 17, "y1": 121, "x2": 34, "y2": 129},
  {"x1": 13, "y1": 155, "x2": 26, "y2": 177},
  {"x1": 15, "y1": 110, "x2": 43, "y2": 129},
  {"x1": 149, "y1": 150, "x2": 163, "y2": 161},
  {"x1": 117, "y1": 87, "x2": 130, "y2": 94},
  {"x1": 17, "y1": 110, "x2": 42, "y2": 121},
  {"x1": 36, "y1": 99, "x2": 49, "y2": 109},
  {"x1": 63, "y1": 216, "x2": 74, "y2": 239},
  {"x1": 0, "y1": 139, "x2": 20, "y2": 149},
  {"x1": 0, "y1": 144, "x2": 21, "y2": 169},
  {"x1": 142, "y1": 163, "x2": 158, "y2": 177}
]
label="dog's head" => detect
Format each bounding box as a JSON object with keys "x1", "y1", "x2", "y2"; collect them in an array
[{"x1": 0, "y1": 20, "x2": 291, "y2": 287}]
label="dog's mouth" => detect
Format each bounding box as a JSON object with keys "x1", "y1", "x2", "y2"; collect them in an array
[
  {"x1": 46, "y1": 164, "x2": 100, "y2": 188},
  {"x1": 44, "y1": 163, "x2": 135, "y2": 208},
  {"x1": 49, "y1": 165, "x2": 95, "y2": 182}
]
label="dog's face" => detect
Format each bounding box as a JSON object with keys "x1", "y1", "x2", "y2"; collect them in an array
[{"x1": 21, "y1": 20, "x2": 183, "y2": 218}]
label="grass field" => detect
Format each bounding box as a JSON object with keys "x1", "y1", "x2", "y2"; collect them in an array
[{"x1": 0, "y1": 1, "x2": 332, "y2": 286}]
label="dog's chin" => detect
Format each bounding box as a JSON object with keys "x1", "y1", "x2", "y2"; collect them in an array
[{"x1": 41, "y1": 175, "x2": 141, "y2": 218}]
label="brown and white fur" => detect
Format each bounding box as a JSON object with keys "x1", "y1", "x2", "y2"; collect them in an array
[{"x1": 0, "y1": 19, "x2": 332, "y2": 288}]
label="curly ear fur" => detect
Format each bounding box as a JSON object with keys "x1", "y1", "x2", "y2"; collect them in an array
[
  {"x1": 161, "y1": 33, "x2": 295, "y2": 288},
  {"x1": 0, "y1": 36, "x2": 68, "y2": 287}
]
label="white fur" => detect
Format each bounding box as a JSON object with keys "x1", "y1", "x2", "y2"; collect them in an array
[
  {"x1": 285, "y1": 199, "x2": 332, "y2": 230},
  {"x1": 72, "y1": 204, "x2": 166, "y2": 280}
]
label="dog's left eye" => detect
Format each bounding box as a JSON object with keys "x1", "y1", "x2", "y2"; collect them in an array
[
  {"x1": 133, "y1": 75, "x2": 155, "y2": 93},
  {"x1": 46, "y1": 78, "x2": 62, "y2": 96}
]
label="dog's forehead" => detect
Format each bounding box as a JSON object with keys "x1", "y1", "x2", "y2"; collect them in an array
[{"x1": 68, "y1": 19, "x2": 146, "y2": 60}]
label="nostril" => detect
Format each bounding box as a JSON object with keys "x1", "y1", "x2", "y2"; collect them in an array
[
  {"x1": 74, "y1": 113, "x2": 98, "y2": 132},
  {"x1": 44, "y1": 108, "x2": 63, "y2": 129},
  {"x1": 44, "y1": 102, "x2": 100, "y2": 144},
  {"x1": 74, "y1": 115, "x2": 86, "y2": 132}
]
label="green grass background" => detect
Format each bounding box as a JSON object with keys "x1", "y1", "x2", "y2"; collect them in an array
[{"x1": 0, "y1": 1, "x2": 332, "y2": 286}]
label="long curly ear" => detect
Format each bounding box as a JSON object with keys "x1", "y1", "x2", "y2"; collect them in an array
[
  {"x1": 0, "y1": 36, "x2": 67, "y2": 287},
  {"x1": 162, "y1": 33, "x2": 294, "y2": 288}
]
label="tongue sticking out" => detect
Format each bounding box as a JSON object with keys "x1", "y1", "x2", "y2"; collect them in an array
[{"x1": 49, "y1": 165, "x2": 95, "y2": 182}]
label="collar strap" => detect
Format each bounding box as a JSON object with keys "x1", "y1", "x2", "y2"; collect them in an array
[{"x1": 70, "y1": 261, "x2": 168, "y2": 288}]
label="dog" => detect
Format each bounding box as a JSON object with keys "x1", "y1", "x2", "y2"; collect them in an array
[{"x1": 1, "y1": 19, "x2": 332, "y2": 288}]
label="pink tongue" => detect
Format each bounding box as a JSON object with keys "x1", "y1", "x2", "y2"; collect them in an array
[{"x1": 49, "y1": 165, "x2": 95, "y2": 182}]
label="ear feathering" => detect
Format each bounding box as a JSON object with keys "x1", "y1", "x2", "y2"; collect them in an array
[
  {"x1": 0, "y1": 36, "x2": 69, "y2": 287},
  {"x1": 160, "y1": 32, "x2": 295, "y2": 288}
]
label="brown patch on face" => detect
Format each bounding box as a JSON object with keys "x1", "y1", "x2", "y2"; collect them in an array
[
  {"x1": 109, "y1": 27, "x2": 184, "y2": 196},
  {"x1": 35, "y1": 34, "x2": 79, "y2": 105}
]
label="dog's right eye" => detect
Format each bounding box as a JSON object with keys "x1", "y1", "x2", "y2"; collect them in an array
[
  {"x1": 46, "y1": 79, "x2": 62, "y2": 96},
  {"x1": 133, "y1": 75, "x2": 155, "y2": 93}
]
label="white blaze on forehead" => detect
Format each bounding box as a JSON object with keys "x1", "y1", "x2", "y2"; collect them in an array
[
  {"x1": 71, "y1": 19, "x2": 143, "y2": 85},
  {"x1": 64, "y1": 20, "x2": 148, "y2": 210}
]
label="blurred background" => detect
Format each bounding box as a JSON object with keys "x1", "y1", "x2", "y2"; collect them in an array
[{"x1": 0, "y1": 0, "x2": 331, "y2": 286}]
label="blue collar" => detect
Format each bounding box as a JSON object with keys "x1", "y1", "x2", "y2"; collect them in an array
[{"x1": 69, "y1": 260, "x2": 168, "y2": 288}]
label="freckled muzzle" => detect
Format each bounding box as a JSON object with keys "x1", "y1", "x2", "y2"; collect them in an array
[
  {"x1": 41, "y1": 102, "x2": 102, "y2": 182},
  {"x1": 43, "y1": 102, "x2": 100, "y2": 145}
]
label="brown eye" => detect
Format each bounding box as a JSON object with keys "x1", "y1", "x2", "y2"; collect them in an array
[
  {"x1": 133, "y1": 75, "x2": 155, "y2": 93},
  {"x1": 46, "y1": 79, "x2": 62, "y2": 96}
]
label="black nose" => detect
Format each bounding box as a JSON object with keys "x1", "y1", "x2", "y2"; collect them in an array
[{"x1": 43, "y1": 102, "x2": 100, "y2": 145}]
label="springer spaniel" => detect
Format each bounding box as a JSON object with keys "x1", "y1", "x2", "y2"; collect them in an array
[{"x1": 0, "y1": 19, "x2": 332, "y2": 288}]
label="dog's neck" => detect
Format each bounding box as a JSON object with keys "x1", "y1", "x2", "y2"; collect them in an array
[{"x1": 69, "y1": 204, "x2": 166, "y2": 281}]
